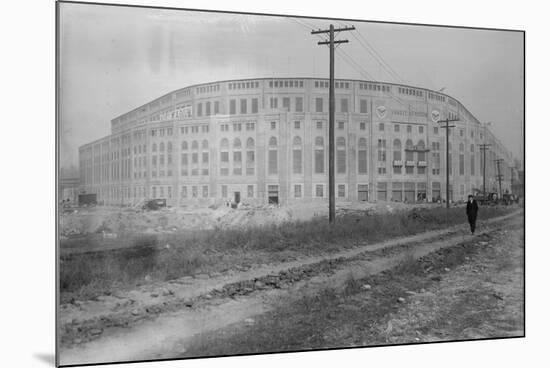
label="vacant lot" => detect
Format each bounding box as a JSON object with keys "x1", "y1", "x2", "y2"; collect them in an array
[
  {"x1": 182, "y1": 218, "x2": 524, "y2": 357},
  {"x1": 60, "y1": 205, "x2": 514, "y2": 302}
]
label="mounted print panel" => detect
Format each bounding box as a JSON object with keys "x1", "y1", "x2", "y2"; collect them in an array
[{"x1": 56, "y1": 1, "x2": 525, "y2": 366}]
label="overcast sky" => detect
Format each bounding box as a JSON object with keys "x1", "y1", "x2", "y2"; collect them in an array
[{"x1": 58, "y1": 2, "x2": 524, "y2": 168}]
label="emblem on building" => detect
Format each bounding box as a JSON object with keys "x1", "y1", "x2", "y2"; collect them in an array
[
  {"x1": 431, "y1": 109, "x2": 440, "y2": 122},
  {"x1": 376, "y1": 105, "x2": 387, "y2": 118}
]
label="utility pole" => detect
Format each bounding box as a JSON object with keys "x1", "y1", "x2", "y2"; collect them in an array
[
  {"x1": 437, "y1": 117, "x2": 459, "y2": 208},
  {"x1": 494, "y1": 158, "x2": 504, "y2": 198},
  {"x1": 312, "y1": 24, "x2": 355, "y2": 223},
  {"x1": 478, "y1": 144, "x2": 491, "y2": 195}
]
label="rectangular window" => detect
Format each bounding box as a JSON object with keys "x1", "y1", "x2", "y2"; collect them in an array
[
  {"x1": 221, "y1": 185, "x2": 228, "y2": 197},
  {"x1": 270, "y1": 97, "x2": 278, "y2": 109},
  {"x1": 214, "y1": 101, "x2": 220, "y2": 115},
  {"x1": 233, "y1": 151, "x2": 242, "y2": 163},
  {"x1": 394, "y1": 124, "x2": 400, "y2": 132},
  {"x1": 268, "y1": 150, "x2": 278, "y2": 174},
  {"x1": 205, "y1": 101, "x2": 211, "y2": 116},
  {"x1": 337, "y1": 150, "x2": 346, "y2": 173},
  {"x1": 283, "y1": 97, "x2": 290, "y2": 111},
  {"x1": 459, "y1": 154, "x2": 465, "y2": 175},
  {"x1": 295, "y1": 97, "x2": 303, "y2": 112},
  {"x1": 270, "y1": 121, "x2": 276, "y2": 130},
  {"x1": 202, "y1": 152, "x2": 209, "y2": 163},
  {"x1": 419, "y1": 126, "x2": 424, "y2": 133},
  {"x1": 316, "y1": 121, "x2": 323, "y2": 130},
  {"x1": 294, "y1": 121, "x2": 301, "y2": 129},
  {"x1": 316, "y1": 184, "x2": 324, "y2": 198},
  {"x1": 247, "y1": 185, "x2": 254, "y2": 198},
  {"x1": 360, "y1": 99, "x2": 368, "y2": 114},
  {"x1": 251, "y1": 98, "x2": 258, "y2": 113},
  {"x1": 197, "y1": 103, "x2": 202, "y2": 117},
  {"x1": 338, "y1": 121, "x2": 345, "y2": 130},
  {"x1": 294, "y1": 185, "x2": 302, "y2": 198},
  {"x1": 203, "y1": 186, "x2": 208, "y2": 198},
  {"x1": 315, "y1": 149, "x2": 324, "y2": 173},
  {"x1": 246, "y1": 150, "x2": 255, "y2": 165},
  {"x1": 221, "y1": 152, "x2": 229, "y2": 163},
  {"x1": 433, "y1": 127, "x2": 439, "y2": 135},
  {"x1": 360, "y1": 122, "x2": 366, "y2": 130},
  {"x1": 338, "y1": 184, "x2": 346, "y2": 198},
  {"x1": 315, "y1": 97, "x2": 323, "y2": 112},
  {"x1": 229, "y1": 99, "x2": 236, "y2": 115},
  {"x1": 407, "y1": 125, "x2": 412, "y2": 133},
  {"x1": 341, "y1": 99, "x2": 349, "y2": 113},
  {"x1": 293, "y1": 149, "x2": 302, "y2": 174},
  {"x1": 240, "y1": 99, "x2": 247, "y2": 114},
  {"x1": 192, "y1": 153, "x2": 198, "y2": 164},
  {"x1": 358, "y1": 150, "x2": 367, "y2": 174},
  {"x1": 379, "y1": 123, "x2": 384, "y2": 131}
]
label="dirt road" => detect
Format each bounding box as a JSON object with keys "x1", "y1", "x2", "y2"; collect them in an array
[{"x1": 58, "y1": 210, "x2": 523, "y2": 366}]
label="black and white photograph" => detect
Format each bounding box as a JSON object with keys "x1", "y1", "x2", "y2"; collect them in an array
[{"x1": 54, "y1": 1, "x2": 527, "y2": 366}]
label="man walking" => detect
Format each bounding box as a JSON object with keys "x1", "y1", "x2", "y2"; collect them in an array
[{"x1": 466, "y1": 194, "x2": 479, "y2": 234}]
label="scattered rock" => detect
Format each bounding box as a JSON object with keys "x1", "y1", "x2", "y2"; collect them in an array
[
  {"x1": 144, "y1": 274, "x2": 152, "y2": 282},
  {"x1": 150, "y1": 292, "x2": 159, "y2": 298},
  {"x1": 195, "y1": 274, "x2": 210, "y2": 280},
  {"x1": 430, "y1": 275, "x2": 442, "y2": 282},
  {"x1": 405, "y1": 291, "x2": 416, "y2": 295},
  {"x1": 184, "y1": 300, "x2": 194, "y2": 307},
  {"x1": 420, "y1": 288, "x2": 426, "y2": 293},
  {"x1": 131, "y1": 309, "x2": 140, "y2": 316},
  {"x1": 74, "y1": 338, "x2": 83, "y2": 344},
  {"x1": 89, "y1": 328, "x2": 103, "y2": 336},
  {"x1": 361, "y1": 284, "x2": 372, "y2": 290},
  {"x1": 204, "y1": 294, "x2": 213, "y2": 300},
  {"x1": 254, "y1": 281, "x2": 265, "y2": 289},
  {"x1": 479, "y1": 241, "x2": 489, "y2": 246},
  {"x1": 397, "y1": 297, "x2": 406, "y2": 303},
  {"x1": 162, "y1": 289, "x2": 174, "y2": 296},
  {"x1": 444, "y1": 267, "x2": 450, "y2": 272},
  {"x1": 492, "y1": 292, "x2": 504, "y2": 300},
  {"x1": 244, "y1": 318, "x2": 255, "y2": 325}
]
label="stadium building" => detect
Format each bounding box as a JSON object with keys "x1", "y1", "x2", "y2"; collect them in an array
[{"x1": 78, "y1": 77, "x2": 514, "y2": 206}]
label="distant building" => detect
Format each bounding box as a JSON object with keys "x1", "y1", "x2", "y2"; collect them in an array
[
  {"x1": 79, "y1": 77, "x2": 515, "y2": 206},
  {"x1": 59, "y1": 167, "x2": 80, "y2": 203}
]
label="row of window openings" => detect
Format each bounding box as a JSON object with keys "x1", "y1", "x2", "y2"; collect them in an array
[
  {"x1": 359, "y1": 83, "x2": 390, "y2": 93},
  {"x1": 220, "y1": 122, "x2": 255, "y2": 132},
  {"x1": 269, "y1": 80, "x2": 304, "y2": 88}
]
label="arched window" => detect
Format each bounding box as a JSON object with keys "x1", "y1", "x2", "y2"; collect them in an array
[
  {"x1": 220, "y1": 138, "x2": 229, "y2": 150},
  {"x1": 336, "y1": 137, "x2": 346, "y2": 174},
  {"x1": 246, "y1": 137, "x2": 255, "y2": 149},
  {"x1": 292, "y1": 136, "x2": 303, "y2": 174},
  {"x1": 246, "y1": 138, "x2": 255, "y2": 175},
  {"x1": 314, "y1": 136, "x2": 325, "y2": 174},
  {"x1": 220, "y1": 138, "x2": 229, "y2": 166},
  {"x1": 152, "y1": 143, "x2": 157, "y2": 152},
  {"x1": 358, "y1": 138, "x2": 367, "y2": 174},
  {"x1": 202, "y1": 140, "x2": 208, "y2": 150},
  {"x1": 192, "y1": 140, "x2": 199, "y2": 150},
  {"x1": 393, "y1": 139, "x2": 402, "y2": 160},
  {"x1": 268, "y1": 137, "x2": 278, "y2": 174},
  {"x1": 233, "y1": 138, "x2": 241, "y2": 149},
  {"x1": 160, "y1": 142, "x2": 165, "y2": 152},
  {"x1": 459, "y1": 143, "x2": 465, "y2": 175},
  {"x1": 167, "y1": 142, "x2": 172, "y2": 152},
  {"x1": 417, "y1": 140, "x2": 426, "y2": 174},
  {"x1": 470, "y1": 144, "x2": 476, "y2": 176},
  {"x1": 181, "y1": 141, "x2": 188, "y2": 150},
  {"x1": 393, "y1": 139, "x2": 402, "y2": 174}
]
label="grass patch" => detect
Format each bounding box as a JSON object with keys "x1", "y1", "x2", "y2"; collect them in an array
[{"x1": 60, "y1": 205, "x2": 514, "y2": 301}]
